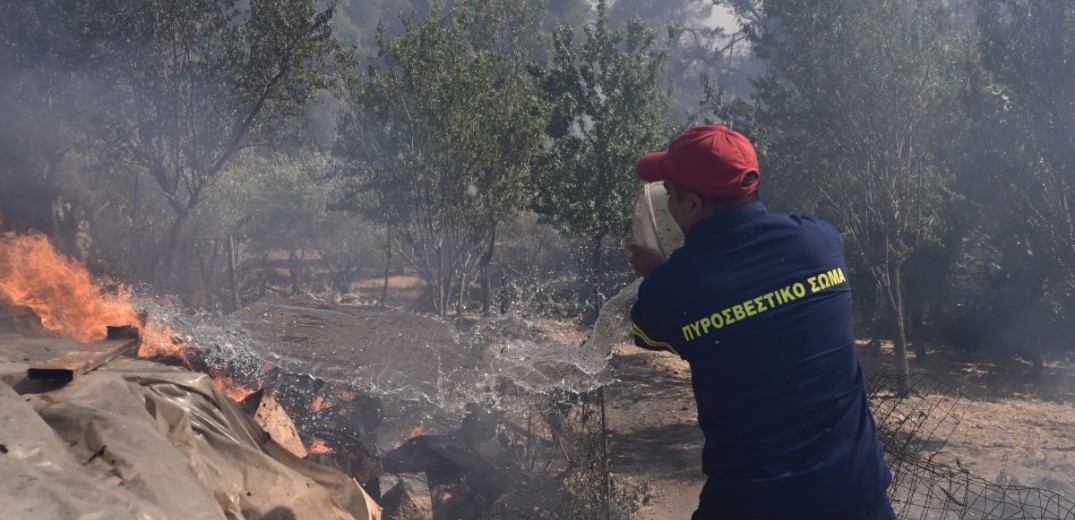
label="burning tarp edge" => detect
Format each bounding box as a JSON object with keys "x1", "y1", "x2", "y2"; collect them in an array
[{"x1": 0, "y1": 357, "x2": 380, "y2": 520}]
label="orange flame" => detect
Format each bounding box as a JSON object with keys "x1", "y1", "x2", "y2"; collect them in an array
[
  {"x1": 311, "y1": 394, "x2": 329, "y2": 412},
  {"x1": 1, "y1": 233, "x2": 139, "y2": 341},
  {"x1": 211, "y1": 372, "x2": 256, "y2": 402},
  {"x1": 0, "y1": 233, "x2": 187, "y2": 360},
  {"x1": 309, "y1": 438, "x2": 334, "y2": 454},
  {"x1": 0, "y1": 233, "x2": 266, "y2": 405}
]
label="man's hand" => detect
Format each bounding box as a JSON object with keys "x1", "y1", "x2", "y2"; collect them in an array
[{"x1": 626, "y1": 241, "x2": 665, "y2": 279}]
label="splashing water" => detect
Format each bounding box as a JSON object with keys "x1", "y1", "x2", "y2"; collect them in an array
[
  {"x1": 135, "y1": 280, "x2": 641, "y2": 423},
  {"x1": 0, "y1": 232, "x2": 645, "y2": 452}
]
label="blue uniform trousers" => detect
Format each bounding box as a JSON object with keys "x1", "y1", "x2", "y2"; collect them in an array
[{"x1": 690, "y1": 478, "x2": 896, "y2": 520}]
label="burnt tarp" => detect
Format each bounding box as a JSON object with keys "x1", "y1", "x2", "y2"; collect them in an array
[{"x1": 0, "y1": 351, "x2": 381, "y2": 520}]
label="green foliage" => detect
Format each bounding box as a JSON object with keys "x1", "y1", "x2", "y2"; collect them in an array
[
  {"x1": 749, "y1": 0, "x2": 963, "y2": 376},
  {"x1": 958, "y1": 0, "x2": 1075, "y2": 360},
  {"x1": 212, "y1": 152, "x2": 382, "y2": 296},
  {"x1": 75, "y1": 0, "x2": 342, "y2": 192},
  {"x1": 0, "y1": 0, "x2": 84, "y2": 230},
  {"x1": 62, "y1": 0, "x2": 345, "y2": 288},
  {"x1": 0, "y1": 0, "x2": 347, "y2": 295},
  {"x1": 533, "y1": 0, "x2": 674, "y2": 309},
  {"x1": 329, "y1": 0, "x2": 433, "y2": 47},
  {"x1": 336, "y1": 0, "x2": 548, "y2": 316},
  {"x1": 608, "y1": 0, "x2": 755, "y2": 114},
  {"x1": 559, "y1": 468, "x2": 644, "y2": 520}
]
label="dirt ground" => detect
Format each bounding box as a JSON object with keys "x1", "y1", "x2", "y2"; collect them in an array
[
  {"x1": 604, "y1": 345, "x2": 704, "y2": 519},
  {"x1": 598, "y1": 338, "x2": 1075, "y2": 519}
]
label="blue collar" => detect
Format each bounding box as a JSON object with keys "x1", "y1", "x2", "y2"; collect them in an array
[{"x1": 685, "y1": 201, "x2": 769, "y2": 244}]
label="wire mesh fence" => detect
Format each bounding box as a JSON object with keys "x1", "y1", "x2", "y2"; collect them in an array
[{"x1": 866, "y1": 373, "x2": 1075, "y2": 519}]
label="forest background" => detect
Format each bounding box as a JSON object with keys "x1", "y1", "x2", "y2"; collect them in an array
[{"x1": 2, "y1": 0, "x2": 1074, "y2": 387}]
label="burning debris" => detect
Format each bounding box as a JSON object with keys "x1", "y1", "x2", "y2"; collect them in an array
[
  {"x1": 0, "y1": 233, "x2": 386, "y2": 518},
  {"x1": 0, "y1": 232, "x2": 184, "y2": 360},
  {"x1": 0, "y1": 332, "x2": 381, "y2": 519},
  {"x1": 0, "y1": 232, "x2": 265, "y2": 404},
  {"x1": 240, "y1": 389, "x2": 309, "y2": 458},
  {"x1": 0, "y1": 231, "x2": 633, "y2": 519},
  {"x1": 380, "y1": 405, "x2": 514, "y2": 520}
]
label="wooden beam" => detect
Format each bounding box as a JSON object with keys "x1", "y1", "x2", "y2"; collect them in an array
[{"x1": 27, "y1": 339, "x2": 139, "y2": 383}]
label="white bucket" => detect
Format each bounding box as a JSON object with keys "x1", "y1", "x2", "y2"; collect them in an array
[{"x1": 631, "y1": 182, "x2": 684, "y2": 261}]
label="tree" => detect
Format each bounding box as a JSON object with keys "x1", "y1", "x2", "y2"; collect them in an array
[
  {"x1": 336, "y1": 0, "x2": 548, "y2": 317},
  {"x1": 0, "y1": 0, "x2": 86, "y2": 236},
  {"x1": 213, "y1": 152, "x2": 381, "y2": 302},
  {"x1": 749, "y1": 0, "x2": 962, "y2": 390},
  {"x1": 962, "y1": 0, "x2": 1075, "y2": 365},
  {"x1": 330, "y1": 0, "x2": 434, "y2": 48},
  {"x1": 607, "y1": 0, "x2": 756, "y2": 113},
  {"x1": 534, "y1": 0, "x2": 674, "y2": 315},
  {"x1": 54, "y1": 0, "x2": 344, "y2": 292}
]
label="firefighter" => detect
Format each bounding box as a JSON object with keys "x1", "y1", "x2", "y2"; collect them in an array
[{"x1": 626, "y1": 125, "x2": 894, "y2": 520}]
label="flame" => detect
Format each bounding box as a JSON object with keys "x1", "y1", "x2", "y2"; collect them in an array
[
  {"x1": 0, "y1": 233, "x2": 266, "y2": 406},
  {"x1": 311, "y1": 394, "x2": 329, "y2": 412},
  {"x1": 137, "y1": 321, "x2": 187, "y2": 361},
  {"x1": 1, "y1": 233, "x2": 140, "y2": 341},
  {"x1": 209, "y1": 370, "x2": 255, "y2": 402},
  {"x1": 309, "y1": 438, "x2": 334, "y2": 454},
  {"x1": 0, "y1": 233, "x2": 187, "y2": 360}
]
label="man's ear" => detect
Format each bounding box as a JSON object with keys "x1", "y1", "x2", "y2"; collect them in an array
[{"x1": 687, "y1": 192, "x2": 706, "y2": 215}]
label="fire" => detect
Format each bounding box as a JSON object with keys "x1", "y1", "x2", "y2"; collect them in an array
[
  {"x1": 211, "y1": 372, "x2": 256, "y2": 402},
  {"x1": 311, "y1": 394, "x2": 329, "y2": 412},
  {"x1": 309, "y1": 438, "x2": 334, "y2": 454},
  {"x1": 0, "y1": 233, "x2": 265, "y2": 407},
  {"x1": 1, "y1": 233, "x2": 140, "y2": 342},
  {"x1": 0, "y1": 233, "x2": 187, "y2": 360},
  {"x1": 137, "y1": 321, "x2": 187, "y2": 361}
]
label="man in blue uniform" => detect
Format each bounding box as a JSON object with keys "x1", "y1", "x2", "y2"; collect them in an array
[{"x1": 626, "y1": 125, "x2": 894, "y2": 519}]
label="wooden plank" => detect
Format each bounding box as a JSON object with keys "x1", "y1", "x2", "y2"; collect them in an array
[{"x1": 27, "y1": 339, "x2": 139, "y2": 382}]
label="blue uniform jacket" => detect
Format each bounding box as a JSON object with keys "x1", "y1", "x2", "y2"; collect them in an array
[{"x1": 630, "y1": 202, "x2": 891, "y2": 519}]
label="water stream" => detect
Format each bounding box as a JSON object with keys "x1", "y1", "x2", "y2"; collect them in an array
[{"x1": 133, "y1": 281, "x2": 641, "y2": 447}]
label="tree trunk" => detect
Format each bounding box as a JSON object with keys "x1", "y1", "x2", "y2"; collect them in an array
[
  {"x1": 288, "y1": 249, "x2": 300, "y2": 295},
  {"x1": 591, "y1": 232, "x2": 606, "y2": 317},
  {"x1": 885, "y1": 263, "x2": 912, "y2": 396},
  {"x1": 159, "y1": 211, "x2": 191, "y2": 291},
  {"x1": 381, "y1": 225, "x2": 393, "y2": 308},
  {"x1": 598, "y1": 385, "x2": 612, "y2": 520},
  {"x1": 433, "y1": 261, "x2": 449, "y2": 318},
  {"x1": 479, "y1": 227, "x2": 497, "y2": 317},
  {"x1": 196, "y1": 239, "x2": 221, "y2": 308},
  {"x1": 456, "y1": 270, "x2": 467, "y2": 317},
  {"x1": 227, "y1": 235, "x2": 241, "y2": 311},
  {"x1": 912, "y1": 304, "x2": 927, "y2": 362},
  {"x1": 259, "y1": 252, "x2": 269, "y2": 298},
  {"x1": 380, "y1": 253, "x2": 392, "y2": 308}
]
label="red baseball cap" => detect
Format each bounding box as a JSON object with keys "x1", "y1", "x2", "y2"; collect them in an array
[{"x1": 636, "y1": 125, "x2": 760, "y2": 198}]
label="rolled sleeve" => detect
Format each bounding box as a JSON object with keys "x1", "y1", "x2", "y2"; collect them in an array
[{"x1": 630, "y1": 276, "x2": 681, "y2": 357}]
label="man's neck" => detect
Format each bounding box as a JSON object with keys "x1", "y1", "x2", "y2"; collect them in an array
[{"x1": 697, "y1": 194, "x2": 758, "y2": 224}]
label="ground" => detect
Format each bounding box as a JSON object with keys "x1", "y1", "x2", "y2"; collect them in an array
[
  {"x1": 598, "y1": 338, "x2": 1075, "y2": 519},
  {"x1": 605, "y1": 345, "x2": 703, "y2": 519}
]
